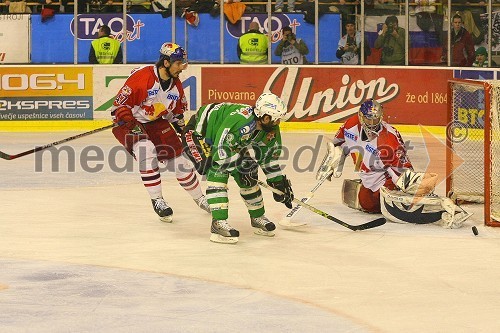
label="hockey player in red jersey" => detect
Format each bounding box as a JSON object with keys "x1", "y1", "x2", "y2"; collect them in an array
[
  {"x1": 110, "y1": 42, "x2": 209, "y2": 223},
  {"x1": 317, "y1": 99, "x2": 412, "y2": 213},
  {"x1": 316, "y1": 99, "x2": 470, "y2": 228}
]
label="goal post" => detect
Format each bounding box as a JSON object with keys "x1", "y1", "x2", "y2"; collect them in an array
[{"x1": 446, "y1": 79, "x2": 500, "y2": 227}]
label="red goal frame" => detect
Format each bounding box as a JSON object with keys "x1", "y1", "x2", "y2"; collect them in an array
[{"x1": 446, "y1": 79, "x2": 500, "y2": 227}]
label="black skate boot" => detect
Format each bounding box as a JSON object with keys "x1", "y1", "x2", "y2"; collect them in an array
[
  {"x1": 210, "y1": 219, "x2": 239, "y2": 244},
  {"x1": 251, "y1": 216, "x2": 276, "y2": 237},
  {"x1": 151, "y1": 198, "x2": 173, "y2": 223}
]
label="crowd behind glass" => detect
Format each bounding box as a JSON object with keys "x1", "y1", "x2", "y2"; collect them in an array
[{"x1": 1, "y1": 0, "x2": 498, "y2": 67}]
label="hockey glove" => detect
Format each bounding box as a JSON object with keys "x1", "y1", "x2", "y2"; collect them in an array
[
  {"x1": 238, "y1": 157, "x2": 259, "y2": 187},
  {"x1": 115, "y1": 106, "x2": 146, "y2": 135},
  {"x1": 267, "y1": 175, "x2": 294, "y2": 208},
  {"x1": 171, "y1": 114, "x2": 186, "y2": 136}
]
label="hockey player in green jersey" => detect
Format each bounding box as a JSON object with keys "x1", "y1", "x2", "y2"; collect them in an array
[{"x1": 182, "y1": 92, "x2": 295, "y2": 244}]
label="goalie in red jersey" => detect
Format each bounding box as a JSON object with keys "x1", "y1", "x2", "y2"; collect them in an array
[
  {"x1": 110, "y1": 42, "x2": 209, "y2": 223},
  {"x1": 316, "y1": 99, "x2": 471, "y2": 228}
]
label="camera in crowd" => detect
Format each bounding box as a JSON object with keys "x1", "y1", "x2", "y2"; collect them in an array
[
  {"x1": 384, "y1": 15, "x2": 398, "y2": 34},
  {"x1": 387, "y1": 23, "x2": 396, "y2": 32},
  {"x1": 282, "y1": 26, "x2": 296, "y2": 46}
]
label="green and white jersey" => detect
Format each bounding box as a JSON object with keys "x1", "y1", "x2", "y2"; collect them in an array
[{"x1": 194, "y1": 102, "x2": 283, "y2": 181}]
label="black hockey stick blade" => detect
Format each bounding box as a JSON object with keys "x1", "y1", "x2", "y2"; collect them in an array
[
  {"x1": 0, "y1": 123, "x2": 116, "y2": 160},
  {"x1": 347, "y1": 217, "x2": 386, "y2": 231},
  {"x1": 257, "y1": 179, "x2": 386, "y2": 231}
]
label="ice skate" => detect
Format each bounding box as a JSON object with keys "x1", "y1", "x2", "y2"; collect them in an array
[
  {"x1": 194, "y1": 195, "x2": 211, "y2": 214},
  {"x1": 251, "y1": 215, "x2": 276, "y2": 237},
  {"x1": 210, "y1": 219, "x2": 239, "y2": 244},
  {"x1": 151, "y1": 198, "x2": 173, "y2": 223}
]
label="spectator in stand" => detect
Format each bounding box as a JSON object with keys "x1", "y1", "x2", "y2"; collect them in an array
[
  {"x1": 61, "y1": 0, "x2": 88, "y2": 13},
  {"x1": 374, "y1": 15, "x2": 406, "y2": 65},
  {"x1": 89, "y1": 25, "x2": 123, "y2": 64},
  {"x1": 88, "y1": 0, "x2": 116, "y2": 13},
  {"x1": 237, "y1": 22, "x2": 268, "y2": 64},
  {"x1": 274, "y1": 26, "x2": 309, "y2": 65},
  {"x1": 37, "y1": 0, "x2": 59, "y2": 13},
  {"x1": 336, "y1": 19, "x2": 371, "y2": 64},
  {"x1": 275, "y1": 0, "x2": 294, "y2": 12},
  {"x1": 0, "y1": 0, "x2": 9, "y2": 14},
  {"x1": 472, "y1": 46, "x2": 496, "y2": 67},
  {"x1": 441, "y1": 13, "x2": 475, "y2": 67}
]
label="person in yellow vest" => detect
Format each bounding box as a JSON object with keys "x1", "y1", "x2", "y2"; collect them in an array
[
  {"x1": 89, "y1": 25, "x2": 123, "y2": 64},
  {"x1": 237, "y1": 22, "x2": 268, "y2": 64}
]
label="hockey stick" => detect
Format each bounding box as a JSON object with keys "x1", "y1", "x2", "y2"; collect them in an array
[
  {"x1": 0, "y1": 123, "x2": 117, "y2": 160},
  {"x1": 279, "y1": 173, "x2": 331, "y2": 227},
  {"x1": 258, "y1": 180, "x2": 386, "y2": 231}
]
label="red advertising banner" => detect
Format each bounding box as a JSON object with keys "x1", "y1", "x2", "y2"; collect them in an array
[{"x1": 202, "y1": 66, "x2": 453, "y2": 126}]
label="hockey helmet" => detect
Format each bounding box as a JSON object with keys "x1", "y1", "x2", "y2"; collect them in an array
[
  {"x1": 358, "y1": 99, "x2": 383, "y2": 134},
  {"x1": 254, "y1": 92, "x2": 287, "y2": 122},
  {"x1": 159, "y1": 43, "x2": 187, "y2": 64}
]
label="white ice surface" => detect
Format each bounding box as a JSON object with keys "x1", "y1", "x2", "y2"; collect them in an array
[{"x1": 0, "y1": 131, "x2": 499, "y2": 333}]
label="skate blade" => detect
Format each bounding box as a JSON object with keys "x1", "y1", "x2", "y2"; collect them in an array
[
  {"x1": 210, "y1": 233, "x2": 238, "y2": 244},
  {"x1": 159, "y1": 215, "x2": 173, "y2": 223},
  {"x1": 278, "y1": 218, "x2": 307, "y2": 228},
  {"x1": 253, "y1": 227, "x2": 275, "y2": 237}
]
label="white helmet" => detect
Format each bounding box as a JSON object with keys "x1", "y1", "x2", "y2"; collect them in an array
[
  {"x1": 254, "y1": 92, "x2": 287, "y2": 122},
  {"x1": 358, "y1": 99, "x2": 383, "y2": 135}
]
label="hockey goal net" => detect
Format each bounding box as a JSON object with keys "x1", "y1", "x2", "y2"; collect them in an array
[{"x1": 446, "y1": 79, "x2": 500, "y2": 227}]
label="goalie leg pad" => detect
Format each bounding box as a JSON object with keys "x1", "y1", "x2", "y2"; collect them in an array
[
  {"x1": 380, "y1": 187, "x2": 444, "y2": 224},
  {"x1": 380, "y1": 187, "x2": 471, "y2": 228},
  {"x1": 439, "y1": 197, "x2": 473, "y2": 229},
  {"x1": 342, "y1": 179, "x2": 363, "y2": 211}
]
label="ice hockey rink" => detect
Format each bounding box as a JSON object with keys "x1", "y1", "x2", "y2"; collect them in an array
[{"x1": 1, "y1": 129, "x2": 500, "y2": 333}]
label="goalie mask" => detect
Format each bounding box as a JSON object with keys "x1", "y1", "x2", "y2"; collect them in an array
[{"x1": 359, "y1": 99, "x2": 383, "y2": 137}]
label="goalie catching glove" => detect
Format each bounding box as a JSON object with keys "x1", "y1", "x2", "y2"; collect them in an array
[
  {"x1": 395, "y1": 169, "x2": 438, "y2": 196},
  {"x1": 316, "y1": 142, "x2": 346, "y2": 181},
  {"x1": 267, "y1": 176, "x2": 294, "y2": 208}
]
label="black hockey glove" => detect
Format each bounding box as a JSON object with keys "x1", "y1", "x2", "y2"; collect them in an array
[
  {"x1": 238, "y1": 157, "x2": 259, "y2": 187},
  {"x1": 267, "y1": 175, "x2": 294, "y2": 208},
  {"x1": 171, "y1": 114, "x2": 185, "y2": 136}
]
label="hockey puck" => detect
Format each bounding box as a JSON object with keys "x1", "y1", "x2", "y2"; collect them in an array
[{"x1": 472, "y1": 226, "x2": 479, "y2": 236}]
